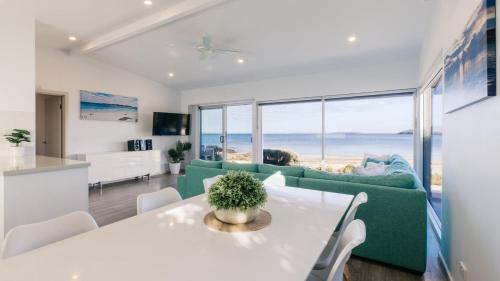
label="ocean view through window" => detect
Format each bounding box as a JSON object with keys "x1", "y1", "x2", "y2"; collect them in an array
[
  {"x1": 324, "y1": 95, "x2": 415, "y2": 172},
  {"x1": 199, "y1": 92, "x2": 422, "y2": 171}
]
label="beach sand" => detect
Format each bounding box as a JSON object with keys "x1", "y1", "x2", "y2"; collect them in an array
[{"x1": 80, "y1": 110, "x2": 138, "y2": 122}]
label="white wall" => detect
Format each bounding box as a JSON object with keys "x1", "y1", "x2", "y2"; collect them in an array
[
  {"x1": 181, "y1": 59, "x2": 419, "y2": 110},
  {"x1": 36, "y1": 48, "x2": 182, "y2": 160},
  {"x1": 419, "y1": 0, "x2": 500, "y2": 280},
  {"x1": 0, "y1": 2, "x2": 35, "y2": 156}
]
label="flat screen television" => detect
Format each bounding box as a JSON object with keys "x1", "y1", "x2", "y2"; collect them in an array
[{"x1": 152, "y1": 112, "x2": 191, "y2": 136}]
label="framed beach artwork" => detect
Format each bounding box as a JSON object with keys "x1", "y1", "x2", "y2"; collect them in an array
[
  {"x1": 80, "y1": 90, "x2": 139, "y2": 122},
  {"x1": 444, "y1": 0, "x2": 496, "y2": 113}
]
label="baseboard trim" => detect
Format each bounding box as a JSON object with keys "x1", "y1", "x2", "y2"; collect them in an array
[{"x1": 438, "y1": 251, "x2": 454, "y2": 281}]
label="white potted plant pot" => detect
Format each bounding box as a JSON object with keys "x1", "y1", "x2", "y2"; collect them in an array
[
  {"x1": 10, "y1": 146, "x2": 26, "y2": 159},
  {"x1": 214, "y1": 207, "x2": 260, "y2": 224},
  {"x1": 169, "y1": 162, "x2": 181, "y2": 175}
]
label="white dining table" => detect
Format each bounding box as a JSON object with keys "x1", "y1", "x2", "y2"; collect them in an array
[{"x1": 0, "y1": 186, "x2": 353, "y2": 281}]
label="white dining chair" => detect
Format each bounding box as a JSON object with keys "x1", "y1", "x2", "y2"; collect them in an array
[
  {"x1": 203, "y1": 175, "x2": 223, "y2": 193},
  {"x1": 308, "y1": 220, "x2": 367, "y2": 281},
  {"x1": 137, "y1": 187, "x2": 182, "y2": 215},
  {"x1": 1, "y1": 211, "x2": 98, "y2": 259},
  {"x1": 314, "y1": 192, "x2": 368, "y2": 270},
  {"x1": 263, "y1": 171, "x2": 286, "y2": 187}
]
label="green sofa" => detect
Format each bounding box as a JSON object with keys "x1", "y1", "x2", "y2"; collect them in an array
[{"x1": 177, "y1": 156, "x2": 427, "y2": 273}]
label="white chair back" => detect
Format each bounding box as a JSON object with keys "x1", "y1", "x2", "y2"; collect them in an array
[
  {"x1": 326, "y1": 220, "x2": 366, "y2": 281},
  {"x1": 263, "y1": 171, "x2": 286, "y2": 187},
  {"x1": 137, "y1": 187, "x2": 182, "y2": 215},
  {"x1": 1, "y1": 211, "x2": 98, "y2": 259},
  {"x1": 340, "y1": 192, "x2": 368, "y2": 234},
  {"x1": 203, "y1": 175, "x2": 223, "y2": 193},
  {"x1": 314, "y1": 192, "x2": 368, "y2": 270}
]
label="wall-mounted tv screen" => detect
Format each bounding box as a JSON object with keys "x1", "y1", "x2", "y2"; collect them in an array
[{"x1": 152, "y1": 112, "x2": 191, "y2": 136}]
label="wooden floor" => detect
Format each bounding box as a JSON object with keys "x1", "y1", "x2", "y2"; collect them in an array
[{"x1": 89, "y1": 173, "x2": 448, "y2": 281}]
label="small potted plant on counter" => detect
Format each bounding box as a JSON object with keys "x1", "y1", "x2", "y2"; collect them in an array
[
  {"x1": 4, "y1": 129, "x2": 31, "y2": 158},
  {"x1": 167, "y1": 141, "x2": 192, "y2": 175},
  {"x1": 208, "y1": 171, "x2": 268, "y2": 224}
]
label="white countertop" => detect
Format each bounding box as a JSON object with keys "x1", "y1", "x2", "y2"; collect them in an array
[
  {"x1": 0, "y1": 187, "x2": 353, "y2": 281},
  {"x1": 0, "y1": 155, "x2": 90, "y2": 176}
]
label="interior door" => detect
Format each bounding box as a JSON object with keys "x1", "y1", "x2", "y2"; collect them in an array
[
  {"x1": 36, "y1": 94, "x2": 63, "y2": 158},
  {"x1": 44, "y1": 96, "x2": 63, "y2": 158},
  {"x1": 200, "y1": 107, "x2": 224, "y2": 161}
]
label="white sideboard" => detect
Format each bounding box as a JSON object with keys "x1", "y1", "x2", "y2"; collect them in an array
[{"x1": 77, "y1": 150, "x2": 164, "y2": 187}]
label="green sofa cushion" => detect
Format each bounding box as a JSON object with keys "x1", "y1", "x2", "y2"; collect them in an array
[
  {"x1": 304, "y1": 169, "x2": 415, "y2": 189},
  {"x1": 258, "y1": 164, "x2": 305, "y2": 177},
  {"x1": 222, "y1": 161, "x2": 259, "y2": 172},
  {"x1": 365, "y1": 157, "x2": 391, "y2": 167},
  {"x1": 191, "y1": 159, "x2": 223, "y2": 169}
]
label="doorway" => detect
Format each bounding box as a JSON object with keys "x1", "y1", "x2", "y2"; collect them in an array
[{"x1": 36, "y1": 92, "x2": 65, "y2": 158}]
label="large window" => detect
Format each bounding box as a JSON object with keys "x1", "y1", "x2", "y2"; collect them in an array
[
  {"x1": 324, "y1": 95, "x2": 414, "y2": 172},
  {"x1": 261, "y1": 101, "x2": 322, "y2": 168},
  {"x1": 198, "y1": 92, "x2": 415, "y2": 171},
  {"x1": 257, "y1": 93, "x2": 414, "y2": 169}
]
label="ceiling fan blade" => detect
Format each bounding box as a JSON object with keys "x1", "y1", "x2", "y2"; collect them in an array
[{"x1": 214, "y1": 48, "x2": 241, "y2": 53}]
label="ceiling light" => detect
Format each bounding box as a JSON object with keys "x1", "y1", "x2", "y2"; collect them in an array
[
  {"x1": 168, "y1": 72, "x2": 175, "y2": 78},
  {"x1": 348, "y1": 36, "x2": 357, "y2": 43},
  {"x1": 144, "y1": 0, "x2": 153, "y2": 6},
  {"x1": 237, "y1": 58, "x2": 245, "y2": 64},
  {"x1": 68, "y1": 36, "x2": 77, "y2": 41}
]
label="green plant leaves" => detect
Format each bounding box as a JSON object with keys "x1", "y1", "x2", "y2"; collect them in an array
[
  {"x1": 208, "y1": 171, "x2": 267, "y2": 210},
  {"x1": 4, "y1": 129, "x2": 31, "y2": 146},
  {"x1": 168, "y1": 140, "x2": 192, "y2": 163}
]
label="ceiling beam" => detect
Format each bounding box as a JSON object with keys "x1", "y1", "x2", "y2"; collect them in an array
[{"x1": 72, "y1": 0, "x2": 231, "y2": 55}]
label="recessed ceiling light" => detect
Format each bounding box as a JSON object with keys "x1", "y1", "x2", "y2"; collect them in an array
[
  {"x1": 168, "y1": 72, "x2": 175, "y2": 78},
  {"x1": 144, "y1": 0, "x2": 153, "y2": 6},
  {"x1": 348, "y1": 36, "x2": 357, "y2": 43},
  {"x1": 237, "y1": 58, "x2": 245, "y2": 64},
  {"x1": 68, "y1": 36, "x2": 77, "y2": 41}
]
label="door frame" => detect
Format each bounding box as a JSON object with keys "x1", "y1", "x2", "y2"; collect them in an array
[
  {"x1": 35, "y1": 89, "x2": 68, "y2": 158},
  {"x1": 420, "y1": 69, "x2": 444, "y2": 236}
]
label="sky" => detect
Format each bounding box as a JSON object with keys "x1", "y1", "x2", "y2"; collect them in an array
[{"x1": 201, "y1": 95, "x2": 415, "y2": 134}]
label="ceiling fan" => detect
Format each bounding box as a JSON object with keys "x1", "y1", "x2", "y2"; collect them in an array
[{"x1": 196, "y1": 35, "x2": 242, "y2": 60}]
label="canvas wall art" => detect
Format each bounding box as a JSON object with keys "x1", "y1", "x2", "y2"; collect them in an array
[
  {"x1": 444, "y1": 0, "x2": 496, "y2": 113},
  {"x1": 80, "y1": 90, "x2": 138, "y2": 122}
]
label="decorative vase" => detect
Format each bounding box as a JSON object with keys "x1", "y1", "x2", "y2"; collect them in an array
[
  {"x1": 214, "y1": 208, "x2": 260, "y2": 224},
  {"x1": 169, "y1": 162, "x2": 181, "y2": 175},
  {"x1": 10, "y1": 146, "x2": 26, "y2": 159}
]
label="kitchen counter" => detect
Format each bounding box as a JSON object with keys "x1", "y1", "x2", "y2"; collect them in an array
[{"x1": 0, "y1": 155, "x2": 89, "y2": 176}]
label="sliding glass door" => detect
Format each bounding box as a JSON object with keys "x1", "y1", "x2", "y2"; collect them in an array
[
  {"x1": 423, "y1": 76, "x2": 443, "y2": 220},
  {"x1": 226, "y1": 105, "x2": 253, "y2": 163},
  {"x1": 199, "y1": 104, "x2": 253, "y2": 162},
  {"x1": 200, "y1": 107, "x2": 224, "y2": 161}
]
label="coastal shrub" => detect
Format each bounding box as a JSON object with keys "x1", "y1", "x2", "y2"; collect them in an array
[
  {"x1": 263, "y1": 149, "x2": 299, "y2": 166},
  {"x1": 208, "y1": 171, "x2": 267, "y2": 210}
]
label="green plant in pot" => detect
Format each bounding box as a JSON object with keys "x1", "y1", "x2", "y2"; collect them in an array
[
  {"x1": 208, "y1": 171, "x2": 268, "y2": 224},
  {"x1": 167, "y1": 141, "x2": 192, "y2": 175},
  {"x1": 4, "y1": 129, "x2": 31, "y2": 158}
]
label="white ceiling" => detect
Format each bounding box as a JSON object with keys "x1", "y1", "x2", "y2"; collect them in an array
[{"x1": 35, "y1": 0, "x2": 432, "y2": 90}]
